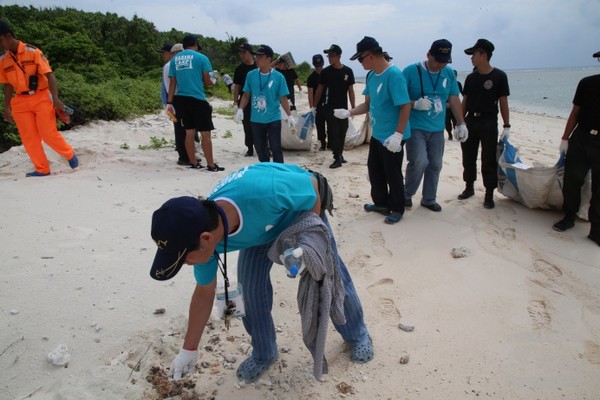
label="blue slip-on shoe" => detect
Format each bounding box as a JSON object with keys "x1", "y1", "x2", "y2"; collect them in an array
[
  {"x1": 349, "y1": 335, "x2": 374, "y2": 363},
  {"x1": 25, "y1": 171, "x2": 51, "y2": 177},
  {"x1": 236, "y1": 354, "x2": 277, "y2": 383},
  {"x1": 384, "y1": 211, "x2": 403, "y2": 224},
  {"x1": 364, "y1": 203, "x2": 389, "y2": 216},
  {"x1": 68, "y1": 155, "x2": 79, "y2": 169}
]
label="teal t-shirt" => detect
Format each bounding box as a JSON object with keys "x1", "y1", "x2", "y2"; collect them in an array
[
  {"x1": 243, "y1": 68, "x2": 289, "y2": 123},
  {"x1": 194, "y1": 163, "x2": 317, "y2": 285},
  {"x1": 169, "y1": 49, "x2": 213, "y2": 101},
  {"x1": 403, "y1": 63, "x2": 459, "y2": 132},
  {"x1": 363, "y1": 65, "x2": 411, "y2": 141}
]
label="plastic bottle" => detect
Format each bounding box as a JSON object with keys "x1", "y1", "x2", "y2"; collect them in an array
[
  {"x1": 280, "y1": 238, "x2": 303, "y2": 278},
  {"x1": 56, "y1": 106, "x2": 74, "y2": 124}
]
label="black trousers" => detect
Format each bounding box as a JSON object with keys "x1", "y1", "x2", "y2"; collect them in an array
[
  {"x1": 461, "y1": 116, "x2": 499, "y2": 189},
  {"x1": 242, "y1": 105, "x2": 253, "y2": 150},
  {"x1": 173, "y1": 120, "x2": 188, "y2": 162},
  {"x1": 326, "y1": 113, "x2": 348, "y2": 160},
  {"x1": 367, "y1": 139, "x2": 405, "y2": 214},
  {"x1": 563, "y1": 125, "x2": 600, "y2": 227},
  {"x1": 315, "y1": 108, "x2": 327, "y2": 144}
]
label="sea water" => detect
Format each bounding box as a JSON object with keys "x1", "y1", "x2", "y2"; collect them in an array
[
  {"x1": 459, "y1": 67, "x2": 600, "y2": 119},
  {"x1": 359, "y1": 66, "x2": 600, "y2": 119}
]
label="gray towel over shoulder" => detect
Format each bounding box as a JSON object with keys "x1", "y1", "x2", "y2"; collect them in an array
[{"x1": 268, "y1": 212, "x2": 345, "y2": 381}]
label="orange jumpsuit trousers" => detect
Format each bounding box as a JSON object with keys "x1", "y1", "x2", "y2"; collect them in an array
[{"x1": 10, "y1": 88, "x2": 74, "y2": 174}]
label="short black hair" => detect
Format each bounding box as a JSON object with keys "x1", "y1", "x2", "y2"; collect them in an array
[
  {"x1": 199, "y1": 198, "x2": 220, "y2": 232},
  {"x1": 0, "y1": 20, "x2": 13, "y2": 36}
]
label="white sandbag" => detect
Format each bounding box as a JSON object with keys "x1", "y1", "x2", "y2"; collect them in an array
[
  {"x1": 497, "y1": 139, "x2": 591, "y2": 220},
  {"x1": 344, "y1": 120, "x2": 363, "y2": 149},
  {"x1": 281, "y1": 108, "x2": 312, "y2": 150}
]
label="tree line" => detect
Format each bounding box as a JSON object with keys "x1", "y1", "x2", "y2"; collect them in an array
[{"x1": 0, "y1": 5, "x2": 312, "y2": 151}]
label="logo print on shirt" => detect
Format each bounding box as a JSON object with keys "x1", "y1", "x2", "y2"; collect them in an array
[
  {"x1": 265, "y1": 225, "x2": 273, "y2": 232},
  {"x1": 376, "y1": 83, "x2": 383, "y2": 94},
  {"x1": 484, "y1": 80, "x2": 493, "y2": 90},
  {"x1": 175, "y1": 55, "x2": 194, "y2": 70}
]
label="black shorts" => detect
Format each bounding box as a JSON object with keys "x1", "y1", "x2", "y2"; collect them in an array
[{"x1": 173, "y1": 96, "x2": 215, "y2": 131}]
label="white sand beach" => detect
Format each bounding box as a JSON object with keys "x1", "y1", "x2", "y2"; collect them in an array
[{"x1": 1, "y1": 84, "x2": 599, "y2": 400}]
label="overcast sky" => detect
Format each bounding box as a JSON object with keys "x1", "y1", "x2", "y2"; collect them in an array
[{"x1": 10, "y1": 0, "x2": 600, "y2": 75}]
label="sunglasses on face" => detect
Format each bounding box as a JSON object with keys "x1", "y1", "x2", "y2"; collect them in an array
[{"x1": 358, "y1": 52, "x2": 371, "y2": 63}]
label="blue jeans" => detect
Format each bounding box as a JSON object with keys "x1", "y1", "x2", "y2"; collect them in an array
[
  {"x1": 237, "y1": 214, "x2": 369, "y2": 362},
  {"x1": 251, "y1": 121, "x2": 283, "y2": 163},
  {"x1": 404, "y1": 129, "x2": 445, "y2": 205}
]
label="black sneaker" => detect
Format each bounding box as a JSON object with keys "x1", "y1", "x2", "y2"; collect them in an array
[
  {"x1": 483, "y1": 190, "x2": 495, "y2": 209},
  {"x1": 553, "y1": 217, "x2": 575, "y2": 232},
  {"x1": 329, "y1": 160, "x2": 342, "y2": 169},
  {"x1": 189, "y1": 163, "x2": 203, "y2": 169},
  {"x1": 206, "y1": 163, "x2": 224, "y2": 172},
  {"x1": 405, "y1": 198, "x2": 413, "y2": 209},
  {"x1": 458, "y1": 188, "x2": 475, "y2": 200},
  {"x1": 341, "y1": 156, "x2": 347, "y2": 163},
  {"x1": 244, "y1": 149, "x2": 253, "y2": 157}
]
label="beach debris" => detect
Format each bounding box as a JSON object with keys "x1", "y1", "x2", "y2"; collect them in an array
[
  {"x1": 9, "y1": 309, "x2": 19, "y2": 315},
  {"x1": 451, "y1": 247, "x2": 471, "y2": 258},
  {"x1": 336, "y1": 381, "x2": 355, "y2": 395},
  {"x1": 348, "y1": 192, "x2": 359, "y2": 198},
  {"x1": 398, "y1": 323, "x2": 415, "y2": 332},
  {"x1": 399, "y1": 354, "x2": 410, "y2": 364},
  {"x1": 145, "y1": 365, "x2": 206, "y2": 399},
  {"x1": 153, "y1": 308, "x2": 166, "y2": 315},
  {"x1": 47, "y1": 344, "x2": 70, "y2": 367}
]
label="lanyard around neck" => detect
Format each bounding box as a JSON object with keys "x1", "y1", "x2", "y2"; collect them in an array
[
  {"x1": 214, "y1": 206, "x2": 230, "y2": 302},
  {"x1": 424, "y1": 61, "x2": 441, "y2": 95},
  {"x1": 259, "y1": 70, "x2": 272, "y2": 94}
]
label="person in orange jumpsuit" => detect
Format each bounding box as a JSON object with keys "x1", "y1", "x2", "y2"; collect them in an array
[{"x1": 0, "y1": 20, "x2": 78, "y2": 177}]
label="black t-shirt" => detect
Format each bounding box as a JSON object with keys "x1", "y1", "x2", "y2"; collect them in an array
[
  {"x1": 463, "y1": 68, "x2": 510, "y2": 114},
  {"x1": 307, "y1": 71, "x2": 325, "y2": 108},
  {"x1": 233, "y1": 62, "x2": 257, "y2": 101},
  {"x1": 318, "y1": 65, "x2": 355, "y2": 111},
  {"x1": 280, "y1": 68, "x2": 298, "y2": 94},
  {"x1": 573, "y1": 74, "x2": 600, "y2": 129}
]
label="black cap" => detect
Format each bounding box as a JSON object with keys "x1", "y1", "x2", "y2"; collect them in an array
[
  {"x1": 464, "y1": 38, "x2": 495, "y2": 56},
  {"x1": 239, "y1": 42, "x2": 253, "y2": 52},
  {"x1": 312, "y1": 54, "x2": 324, "y2": 67},
  {"x1": 157, "y1": 43, "x2": 174, "y2": 53},
  {"x1": 324, "y1": 44, "x2": 342, "y2": 55},
  {"x1": 383, "y1": 52, "x2": 393, "y2": 61},
  {"x1": 0, "y1": 20, "x2": 12, "y2": 35},
  {"x1": 593, "y1": 51, "x2": 600, "y2": 58},
  {"x1": 252, "y1": 44, "x2": 274, "y2": 58},
  {"x1": 429, "y1": 39, "x2": 452, "y2": 63},
  {"x1": 350, "y1": 36, "x2": 382, "y2": 61},
  {"x1": 150, "y1": 196, "x2": 210, "y2": 281},
  {"x1": 182, "y1": 34, "x2": 198, "y2": 48}
]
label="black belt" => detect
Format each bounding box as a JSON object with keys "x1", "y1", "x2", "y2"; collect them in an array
[
  {"x1": 469, "y1": 112, "x2": 496, "y2": 118},
  {"x1": 20, "y1": 90, "x2": 36, "y2": 95}
]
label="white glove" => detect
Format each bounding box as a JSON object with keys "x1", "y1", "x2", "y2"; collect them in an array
[
  {"x1": 309, "y1": 107, "x2": 316, "y2": 116},
  {"x1": 288, "y1": 115, "x2": 297, "y2": 128},
  {"x1": 170, "y1": 348, "x2": 198, "y2": 380},
  {"x1": 383, "y1": 132, "x2": 403, "y2": 153},
  {"x1": 234, "y1": 108, "x2": 244, "y2": 124},
  {"x1": 166, "y1": 104, "x2": 176, "y2": 115},
  {"x1": 333, "y1": 108, "x2": 351, "y2": 119},
  {"x1": 500, "y1": 127, "x2": 510, "y2": 141},
  {"x1": 413, "y1": 97, "x2": 432, "y2": 111},
  {"x1": 559, "y1": 139, "x2": 568, "y2": 155},
  {"x1": 454, "y1": 123, "x2": 469, "y2": 143},
  {"x1": 233, "y1": 104, "x2": 238, "y2": 115}
]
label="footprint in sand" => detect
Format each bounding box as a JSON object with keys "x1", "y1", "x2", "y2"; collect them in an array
[
  {"x1": 366, "y1": 279, "x2": 400, "y2": 325},
  {"x1": 502, "y1": 228, "x2": 516, "y2": 241},
  {"x1": 533, "y1": 258, "x2": 563, "y2": 280},
  {"x1": 527, "y1": 299, "x2": 552, "y2": 329},
  {"x1": 583, "y1": 340, "x2": 600, "y2": 365}
]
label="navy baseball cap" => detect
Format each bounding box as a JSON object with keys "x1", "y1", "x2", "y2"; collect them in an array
[
  {"x1": 429, "y1": 39, "x2": 452, "y2": 63},
  {"x1": 464, "y1": 38, "x2": 495, "y2": 56},
  {"x1": 350, "y1": 36, "x2": 382, "y2": 60},
  {"x1": 157, "y1": 43, "x2": 173, "y2": 53},
  {"x1": 253, "y1": 44, "x2": 274, "y2": 58},
  {"x1": 182, "y1": 34, "x2": 199, "y2": 48},
  {"x1": 312, "y1": 54, "x2": 324, "y2": 67},
  {"x1": 239, "y1": 42, "x2": 253, "y2": 52},
  {"x1": 593, "y1": 50, "x2": 600, "y2": 58},
  {"x1": 324, "y1": 44, "x2": 342, "y2": 55},
  {"x1": 150, "y1": 196, "x2": 210, "y2": 281}
]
